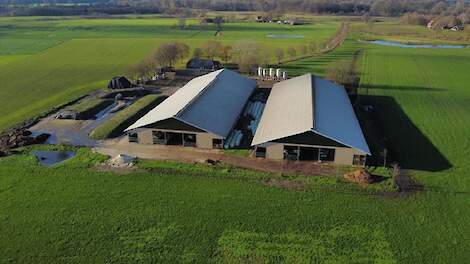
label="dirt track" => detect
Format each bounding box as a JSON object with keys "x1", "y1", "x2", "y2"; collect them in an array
[{"x1": 95, "y1": 137, "x2": 341, "y2": 177}]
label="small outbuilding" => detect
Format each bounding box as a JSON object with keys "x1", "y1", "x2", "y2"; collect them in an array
[
  {"x1": 186, "y1": 58, "x2": 221, "y2": 70},
  {"x1": 107, "y1": 76, "x2": 133, "y2": 89}
]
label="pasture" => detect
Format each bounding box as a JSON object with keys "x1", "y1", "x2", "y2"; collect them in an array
[
  {"x1": 353, "y1": 20, "x2": 470, "y2": 44},
  {"x1": 286, "y1": 33, "x2": 470, "y2": 262},
  {"x1": 0, "y1": 16, "x2": 339, "y2": 131},
  {"x1": 0, "y1": 146, "x2": 447, "y2": 263}
]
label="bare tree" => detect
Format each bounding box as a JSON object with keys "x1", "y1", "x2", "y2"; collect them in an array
[
  {"x1": 198, "y1": 17, "x2": 208, "y2": 30},
  {"x1": 152, "y1": 42, "x2": 190, "y2": 67},
  {"x1": 231, "y1": 41, "x2": 261, "y2": 73},
  {"x1": 308, "y1": 41, "x2": 319, "y2": 53},
  {"x1": 431, "y1": 1, "x2": 448, "y2": 15},
  {"x1": 287, "y1": 46, "x2": 297, "y2": 59},
  {"x1": 219, "y1": 45, "x2": 232, "y2": 62},
  {"x1": 361, "y1": 13, "x2": 371, "y2": 24},
  {"x1": 325, "y1": 59, "x2": 358, "y2": 92},
  {"x1": 126, "y1": 63, "x2": 145, "y2": 83},
  {"x1": 260, "y1": 49, "x2": 271, "y2": 65},
  {"x1": 193, "y1": 47, "x2": 203, "y2": 58},
  {"x1": 274, "y1": 48, "x2": 284, "y2": 64},
  {"x1": 201, "y1": 40, "x2": 222, "y2": 60},
  {"x1": 298, "y1": 45, "x2": 308, "y2": 55},
  {"x1": 126, "y1": 58, "x2": 156, "y2": 82}
]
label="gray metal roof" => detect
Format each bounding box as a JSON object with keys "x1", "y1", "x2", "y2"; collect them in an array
[
  {"x1": 126, "y1": 69, "x2": 256, "y2": 138},
  {"x1": 252, "y1": 74, "x2": 370, "y2": 155}
]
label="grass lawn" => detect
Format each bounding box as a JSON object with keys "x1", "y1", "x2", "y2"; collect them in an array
[
  {"x1": 0, "y1": 146, "x2": 417, "y2": 263},
  {"x1": 0, "y1": 16, "x2": 339, "y2": 131}
]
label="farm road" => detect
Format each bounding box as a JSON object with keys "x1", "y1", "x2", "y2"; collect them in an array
[{"x1": 95, "y1": 138, "x2": 338, "y2": 177}]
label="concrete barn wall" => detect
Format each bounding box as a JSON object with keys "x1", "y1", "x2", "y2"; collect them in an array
[
  {"x1": 259, "y1": 142, "x2": 365, "y2": 165},
  {"x1": 134, "y1": 128, "x2": 222, "y2": 149}
]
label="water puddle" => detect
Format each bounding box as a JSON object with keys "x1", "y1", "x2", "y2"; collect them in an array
[
  {"x1": 32, "y1": 150, "x2": 76, "y2": 166},
  {"x1": 266, "y1": 34, "x2": 304, "y2": 39},
  {"x1": 94, "y1": 102, "x2": 118, "y2": 120},
  {"x1": 366, "y1": 40, "x2": 467, "y2": 49}
]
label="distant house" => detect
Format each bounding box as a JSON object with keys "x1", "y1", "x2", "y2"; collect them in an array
[
  {"x1": 256, "y1": 16, "x2": 271, "y2": 23},
  {"x1": 108, "y1": 76, "x2": 133, "y2": 89},
  {"x1": 186, "y1": 58, "x2": 221, "y2": 70},
  {"x1": 202, "y1": 18, "x2": 214, "y2": 23},
  {"x1": 427, "y1": 20, "x2": 435, "y2": 29},
  {"x1": 451, "y1": 25, "x2": 464, "y2": 31}
]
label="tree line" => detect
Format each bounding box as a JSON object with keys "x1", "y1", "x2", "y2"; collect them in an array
[
  {"x1": 126, "y1": 38, "x2": 333, "y2": 82},
  {"x1": 398, "y1": 0, "x2": 470, "y2": 26},
  {"x1": 1, "y1": 0, "x2": 468, "y2": 17}
]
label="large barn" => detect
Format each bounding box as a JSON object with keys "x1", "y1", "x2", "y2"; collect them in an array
[
  {"x1": 251, "y1": 74, "x2": 370, "y2": 166},
  {"x1": 125, "y1": 69, "x2": 370, "y2": 166},
  {"x1": 125, "y1": 69, "x2": 256, "y2": 149}
]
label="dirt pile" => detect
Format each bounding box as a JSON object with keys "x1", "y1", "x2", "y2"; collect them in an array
[
  {"x1": 344, "y1": 169, "x2": 373, "y2": 184},
  {"x1": 0, "y1": 129, "x2": 50, "y2": 156},
  {"x1": 106, "y1": 154, "x2": 136, "y2": 168}
]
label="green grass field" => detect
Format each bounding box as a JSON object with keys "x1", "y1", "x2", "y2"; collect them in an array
[
  {"x1": 354, "y1": 20, "x2": 470, "y2": 44},
  {"x1": 0, "y1": 146, "x2": 412, "y2": 263},
  {"x1": 0, "y1": 16, "x2": 339, "y2": 131},
  {"x1": 284, "y1": 31, "x2": 470, "y2": 262}
]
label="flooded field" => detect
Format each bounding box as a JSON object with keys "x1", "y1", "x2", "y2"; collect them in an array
[{"x1": 367, "y1": 40, "x2": 467, "y2": 49}]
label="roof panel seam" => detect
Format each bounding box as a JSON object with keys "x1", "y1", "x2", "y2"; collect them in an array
[{"x1": 175, "y1": 70, "x2": 221, "y2": 118}]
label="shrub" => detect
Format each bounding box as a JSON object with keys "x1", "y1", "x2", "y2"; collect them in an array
[{"x1": 400, "y1": 12, "x2": 428, "y2": 26}]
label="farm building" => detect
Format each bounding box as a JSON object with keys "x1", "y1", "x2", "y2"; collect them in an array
[
  {"x1": 125, "y1": 70, "x2": 370, "y2": 166},
  {"x1": 125, "y1": 69, "x2": 256, "y2": 148},
  {"x1": 186, "y1": 58, "x2": 221, "y2": 70},
  {"x1": 108, "y1": 76, "x2": 133, "y2": 89},
  {"x1": 251, "y1": 74, "x2": 370, "y2": 166}
]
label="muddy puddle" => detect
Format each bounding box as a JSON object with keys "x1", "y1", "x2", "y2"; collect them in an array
[{"x1": 32, "y1": 150, "x2": 76, "y2": 166}]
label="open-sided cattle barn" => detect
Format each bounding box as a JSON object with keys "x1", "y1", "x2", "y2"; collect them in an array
[
  {"x1": 125, "y1": 69, "x2": 256, "y2": 149},
  {"x1": 251, "y1": 74, "x2": 370, "y2": 165},
  {"x1": 125, "y1": 69, "x2": 369, "y2": 166}
]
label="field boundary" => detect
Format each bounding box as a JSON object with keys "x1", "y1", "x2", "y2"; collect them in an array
[{"x1": 279, "y1": 22, "x2": 350, "y2": 65}]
